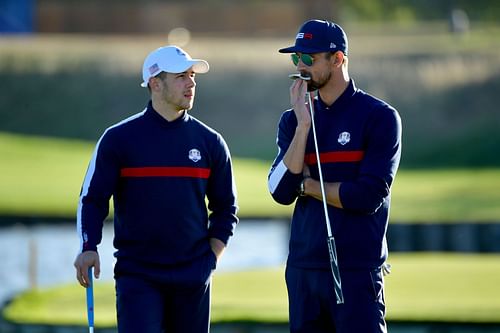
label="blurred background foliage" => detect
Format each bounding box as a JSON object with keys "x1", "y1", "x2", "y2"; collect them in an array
[
  {"x1": 1, "y1": 0, "x2": 500, "y2": 168},
  {"x1": 28, "y1": 0, "x2": 500, "y2": 24}
]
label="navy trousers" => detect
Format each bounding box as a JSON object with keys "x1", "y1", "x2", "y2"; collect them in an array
[
  {"x1": 115, "y1": 251, "x2": 217, "y2": 333},
  {"x1": 286, "y1": 265, "x2": 387, "y2": 333}
]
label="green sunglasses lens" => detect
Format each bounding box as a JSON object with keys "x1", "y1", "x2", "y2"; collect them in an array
[
  {"x1": 301, "y1": 54, "x2": 313, "y2": 66},
  {"x1": 291, "y1": 54, "x2": 313, "y2": 66}
]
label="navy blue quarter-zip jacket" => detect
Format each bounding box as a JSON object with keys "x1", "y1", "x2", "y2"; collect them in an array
[
  {"x1": 77, "y1": 102, "x2": 238, "y2": 267},
  {"x1": 268, "y1": 80, "x2": 402, "y2": 270}
]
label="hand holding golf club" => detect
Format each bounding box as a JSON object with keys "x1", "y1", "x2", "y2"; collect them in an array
[
  {"x1": 290, "y1": 72, "x2": 344, "y2": 304},
  {"x1": 73, "y1": 254, "x2": 98, "y2": 332},
  {"x1": 74, "y1": 250, "x2": 100, "y2": 288}
]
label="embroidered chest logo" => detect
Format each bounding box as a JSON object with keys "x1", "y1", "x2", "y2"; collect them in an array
[
  {"x1": 188, "y1": 149, "x2": 202, "y2": 162},
  {"x1": 337, "y1": 132, "x2": 351, "y2": 145}
]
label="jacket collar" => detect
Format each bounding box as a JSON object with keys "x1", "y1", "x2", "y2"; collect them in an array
[{"x1": 316, "y1": 79, "x2": 357, "y2": 111}]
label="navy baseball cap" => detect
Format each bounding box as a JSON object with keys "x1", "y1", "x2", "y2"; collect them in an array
[{"x1": 279, "y1": 19, "x2": 348, "y2": 55}]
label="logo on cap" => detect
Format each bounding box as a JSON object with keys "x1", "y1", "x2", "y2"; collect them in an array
[
  {"x1": 296, "y1": 32, "x2": 313, "y2": 40},
  {"x1": 149, "y1": 63, "x2": 160, "y2": 75}
]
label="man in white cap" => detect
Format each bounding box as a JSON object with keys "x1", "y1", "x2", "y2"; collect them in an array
[{"x1": 74, "y1": 45, "x2": 238, "y2": 333}]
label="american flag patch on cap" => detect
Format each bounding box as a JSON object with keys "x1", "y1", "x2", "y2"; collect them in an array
[{"x1": 149, "y1": 63, "x2": 160, "y2": 75}]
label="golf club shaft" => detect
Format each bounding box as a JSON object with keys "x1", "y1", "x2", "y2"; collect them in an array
[
  {"x1": 86, "y1": 267, "x2": 94, "y2": 333},
  {"x1": 306, "y1": 91, "x2": 344, "y2": 304}
]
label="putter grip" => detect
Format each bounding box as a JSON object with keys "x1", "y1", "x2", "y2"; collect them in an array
[
  {"x1": 327, "y1": 237, "x2": 344, "y2": 304},
  {"x1": 86, "y1": 267, "x2": 94, "y2": 332}
]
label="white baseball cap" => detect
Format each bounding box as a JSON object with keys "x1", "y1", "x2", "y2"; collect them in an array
[{"x1": 140, "y1": 45, "x2": 209, "y2": 88}]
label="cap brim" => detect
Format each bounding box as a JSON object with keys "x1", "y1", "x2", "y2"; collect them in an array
[
  {"x1": 191, "y1": 59, "x2": 209, "y2": 74},
  {"x1": 279, "y1": 45, "x2": 329, "y2": 54},
  {"x1": 278, "y1": 45, "x2": 297, "y2": 53}
]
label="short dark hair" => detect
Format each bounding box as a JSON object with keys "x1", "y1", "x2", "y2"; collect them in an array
[
  {"x1": 147, "y1": 71, "x2": 168, "y2": 92},
  {"x1": 325, "y1": 51, "x2": 346, "y2": 64}
]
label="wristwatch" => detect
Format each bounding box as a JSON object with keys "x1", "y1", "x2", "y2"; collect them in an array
[{"x1": 298, "y1": 177, "x2": 309, "y2": 197}]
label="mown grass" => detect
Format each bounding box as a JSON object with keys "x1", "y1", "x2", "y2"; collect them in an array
[
  {"x1": 4, "y1": 254, "x2": 500, "y2": 326},
  {"x1": 1, "y1": 131, "x2": 500, "y2": 221},
  {"x1": 390, "y1": 169, "x2": 500, "y2": 222},
  {"x1": 0, "y1": 132, "x2": 90, "y2": 217}
]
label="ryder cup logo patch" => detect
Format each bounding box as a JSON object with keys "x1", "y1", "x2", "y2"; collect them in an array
[
  {"x1": 337, "y1": 132, "x2": 351, "y2": 145},
  {"x1": 188, "y1": 149, "x2": 201, "y2": 162}
]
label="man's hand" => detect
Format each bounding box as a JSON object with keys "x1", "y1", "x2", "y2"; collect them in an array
[
  {"x1": 283, "y1": 79, "x2": 312, "y2": 174},
  {"x1": 209, "y1": 238, "x2": 226, "y2": 261},
  {"x1": 74, "y1": 251, "x2": 100, "y2": 288},
  {"x1": 290, "y1": 78, "x2": 311, "y2": 130}
]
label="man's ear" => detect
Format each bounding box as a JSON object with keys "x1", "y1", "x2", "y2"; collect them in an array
[
  {"x1": 333, "y1": 51, "x2": 344, "y2": 67},
  {"x1": 148, "y1": 77, "x2": 159, "y2": 91}
]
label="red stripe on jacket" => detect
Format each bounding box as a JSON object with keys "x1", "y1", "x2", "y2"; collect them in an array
[
  {"x1": 304, "y1": 151, "x2": 365, "y2": 165},
  {"x1": 120, "y1": 167, "x2": 211, "y2": 178}
]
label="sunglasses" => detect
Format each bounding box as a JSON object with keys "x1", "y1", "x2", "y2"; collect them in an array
[{"x1": 291, "y1": 53, "x2": 314, "y2": 66}]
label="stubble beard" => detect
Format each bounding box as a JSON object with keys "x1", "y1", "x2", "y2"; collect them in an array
[
  {"x1": 162, "y1": 88, "x2": 194, "y2": 112},
  {"x1": 308, "y1": 71, "x2": 332, "y2": 91}
]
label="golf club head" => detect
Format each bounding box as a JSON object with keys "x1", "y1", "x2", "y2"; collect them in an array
[{"x1": 289, "y1": 73, "x2": 311, "y2": 81}]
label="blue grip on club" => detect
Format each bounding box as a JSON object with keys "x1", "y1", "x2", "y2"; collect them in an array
[{"x1": 86, "y1": 267, "x2": 94, "y2": 332}]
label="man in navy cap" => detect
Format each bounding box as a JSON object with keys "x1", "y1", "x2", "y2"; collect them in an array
[{"x1": 268, "y1": 19, "x2": 402, "y2": 332}]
